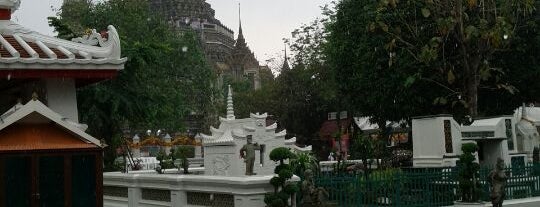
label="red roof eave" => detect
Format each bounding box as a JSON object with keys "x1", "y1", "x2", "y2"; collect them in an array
[{"x1": 0, "y1": 69, "x2": 119, "y2": 79}]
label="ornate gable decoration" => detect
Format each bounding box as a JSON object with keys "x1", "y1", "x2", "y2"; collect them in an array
[{"x1": 0, "y1": 1, "x2": 126, "y2": 71}]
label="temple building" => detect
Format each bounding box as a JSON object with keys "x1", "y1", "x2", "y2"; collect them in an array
[
  {"x1": 149, "y1": 0, "x2": 265, "y2": 90},
  {"x1": 0, "y1": 1, "x2": 126, "y2": 206}
]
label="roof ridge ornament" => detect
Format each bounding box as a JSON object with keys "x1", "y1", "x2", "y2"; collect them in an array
[
  {"x1": 31, "y1": 91, "x2": 38, "y2": 101},
  {"x1": 226, "y1": 85, "x2": 235, "y2": 120},
  {"x1": 71, "y1": 25, "x2": 122, "y2": 59},
  {"x1": 72, "y1": 29, "x2": 102, "y2": 46}
]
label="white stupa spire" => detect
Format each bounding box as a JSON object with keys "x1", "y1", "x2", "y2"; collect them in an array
[{"x1": 227, "y1": 85, "x2": 235, "y2": 120}]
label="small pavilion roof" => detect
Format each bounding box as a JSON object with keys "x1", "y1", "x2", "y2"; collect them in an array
[
  {"x1": 202, "y1": 129, "x2": 235, "y2": 146},
  {"x1": 0, "y1": 99, "x2": 103, "y2": 149}
]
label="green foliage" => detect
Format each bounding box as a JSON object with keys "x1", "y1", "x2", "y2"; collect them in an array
[
  {"x1": 156, "y1": 149, "x2": 175, "y2": 173},
  {"x1": 533, "y1": 147, "x2": 540, "y2": 163},
  {"x1": 325, "y1": 0, "x2": 540, "y2": 125},
  {"x1": 265, "y1": 148, "x2": 298, "y2": 207},
  {"x1": 458, "y1": 143, "x2": 481, "y2": 202},
  {"x1": 270, "y1": 176, "x2": 285, "y2": 187},
  {"x1": 462, "y1": 143, "x2": 479, "y2": 154},
  {"x1": 283, "y1": 183, "x2": 299, "y2": 194},
  {"x1": 278, "y1": 169, "x2": 294, "y2": 179},
  {"x1": 274, "y1": 164, "x2": 291, "y2": 174},
  {"x1": 50, "y1": 0, "x2": 217, "y2": 170},
  {"x1": 350, "y1": 134, "x2": 377, "y2": 169},
  {"x1": 172, "y1": 146, "x2": 194, "y2": 174},
  {"x1": 289, "y1": 152, "x2": 319, "y2": 178},
  {"x1": 174, "y1": 145, "x2": 195, "y2": 158},
  {"x1": 270, "y1": 147, "x2": 296, "y2": 163}
]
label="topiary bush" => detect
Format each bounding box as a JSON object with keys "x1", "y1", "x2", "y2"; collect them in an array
[
  {"x1": 458, "y1": 143, "x2": 481, "y2": 202},
  {"x1": 265, "y1": 147, "x2": 298, "y2": 207}
]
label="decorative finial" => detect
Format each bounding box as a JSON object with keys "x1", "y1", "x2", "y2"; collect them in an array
[
  {"x1": 31, "y1": 92, "x2": 38, "y2": 101},
  {"x1": 284, "y1": 42, "x2": 288, "y2": 57},
  {"x1": 100, "y1": 138, "x2": 108, "y2": 148},
  {"x1": 238, "y1": 2, "x2": 241, "y2": 31},
  {"x1": 237, "y1": 2, "x2": 244, "y2": 40},
  {"x1": 281, "y1": 42, "x2": 291, "y2": 71},
  {"x1": 227, "y1": 85, "x2": 235, "y2": 120}
]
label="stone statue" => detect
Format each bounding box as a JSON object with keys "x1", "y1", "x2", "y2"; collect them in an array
[
  {"x1": 240, "y1": 135, "x2": 260, "y2": 175},
  {"x1": 488, "y1": 158, "x2": 507, "y2": 207},
  {"x1": 301, "y1": 169, "x2": 328, "y2": 207}
]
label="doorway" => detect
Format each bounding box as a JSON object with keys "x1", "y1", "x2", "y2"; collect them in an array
[{"x1": 0, "y1": 153, "x2": 100, "y2": 207}]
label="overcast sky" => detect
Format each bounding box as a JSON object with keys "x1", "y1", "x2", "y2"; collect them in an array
[{"x1": 13, "y1": 0, "x2": 331, "y2": 64}]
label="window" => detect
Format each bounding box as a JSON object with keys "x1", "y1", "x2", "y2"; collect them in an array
[
  {"x1": 339, "y1": 111, "x2": 348, "y2": 119},
  {"x1": 444, "y1": 120, "x2": 453, "y2": 153},
  {"x1": 506, "y1": 119, "x2": 515, "y2": 150},
  {"x1": 461, "y1": 131, "x2": 495, "y2": 138},
  {"x1": 328, "y1": 112, "x2": 337, "y2": 120}
]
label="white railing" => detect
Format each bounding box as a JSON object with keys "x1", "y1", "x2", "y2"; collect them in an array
[{"x1": 319, "y1": 159, "x2": 381, "y2": 172}]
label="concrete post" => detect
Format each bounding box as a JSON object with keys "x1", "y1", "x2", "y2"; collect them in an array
[
  {"x1": 171, "y1": 190, "x2": 187, "y2": 207},
  {"x1": 128, "y1": 187, "x2": 141, "y2": 207},
  {"x1": 132, "y1": 134, "x2": 141, "y2": 158},
  {"x1": 164, "y1": 134, "x2": 172, "y2": 155},
  {"x1": 195, "y1": 146, "x2": 202, "y2": 158}
]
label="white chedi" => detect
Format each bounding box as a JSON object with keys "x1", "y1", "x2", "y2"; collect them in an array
[{"x1": 202, "y1": 86, "x2": 289, "y2": 176}]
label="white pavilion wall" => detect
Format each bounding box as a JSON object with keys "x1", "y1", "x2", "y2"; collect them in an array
[
  {"x1": 413, "y1": 115, "x2": 462, "y2": 167},
  {"x1": 45, "y1": 78, "x2": 79, "y2": 122}
]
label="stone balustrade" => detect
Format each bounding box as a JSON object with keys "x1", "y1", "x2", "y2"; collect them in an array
[{"x1": 103, "y1": 172, "x2": 298, "y2": 207}]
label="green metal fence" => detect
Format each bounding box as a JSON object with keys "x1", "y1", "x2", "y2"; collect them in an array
[
  {"x1": 309, "y1": 163, "x2": 540, "y2": 207},
  {"x1": 478, "y1": 163, "x2": 540, "y2": 200}
]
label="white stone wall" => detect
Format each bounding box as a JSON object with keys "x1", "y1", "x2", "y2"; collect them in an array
[
  {"x1": 203, "y1": 113, "x2": 286, "y2": 177},
  {"x1": 412, "y1": 116, "x2": 461, "y2": 167},
  {"x1": 204, "y1": 145, "x2": 238, "y2": 176},
  {"x1": 103, "y1": 172, "x2": 299, "y2": 207}
]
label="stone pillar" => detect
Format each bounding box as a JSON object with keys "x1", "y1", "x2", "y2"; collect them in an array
[
  {"x1": 194, "y1": 133, "x2": 203, "y2": 158},
  {"x1": 128, "y1": 187, "x2": 141, "y2": 207},
  {"x1": 194, "y1": 146, "x2": 202, "y2": 158},
  {"x1": 164, "y1": 134, "x2": 172, "y2": 155},
  {"x1": 171, "y1": 190, "x2": 188, "y2": 207},
  {"x1": 132, "y1": 134, "x2": 140, "y2": 158}
]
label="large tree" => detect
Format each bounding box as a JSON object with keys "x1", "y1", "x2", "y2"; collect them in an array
[
  {"x1": 327, "y1": 0, "x2": 540, "y2": 123},
  {"x1": 49, "y1": 0, "x2": 217, "y2": 169}
]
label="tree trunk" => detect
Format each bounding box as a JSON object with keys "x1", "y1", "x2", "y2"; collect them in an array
[{"x1": 455, "y1": 0, "x2": 479, "y2": 117}]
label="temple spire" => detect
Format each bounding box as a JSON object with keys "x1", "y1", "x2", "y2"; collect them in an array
[
  {"x1": 281, "y1": 42, "x2": 291, "y2": 71},
  {"x1": 227, "y1": 85, "x2": 235, "y2": 120},
  {"x1": 238, "y1": 2, "x2": 242, "y2": 36},
  {"x1": 236, "y1": 2, "x2": 246, "y2": 48}
]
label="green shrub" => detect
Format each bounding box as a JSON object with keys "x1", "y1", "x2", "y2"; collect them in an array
[
  {"x1": 265, "y1": 148, "x2": 298, "y2": 207},
  {"x1": 458, "y1": 143, "x2": 481, "y2": 202}
]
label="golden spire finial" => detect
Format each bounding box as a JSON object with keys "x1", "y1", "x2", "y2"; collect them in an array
[{"x1": 31, "y1": 92, "x2": 38, "y2": 101}]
